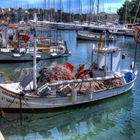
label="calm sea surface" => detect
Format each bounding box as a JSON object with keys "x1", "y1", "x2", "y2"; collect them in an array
[{"x1": 0, "y1": 30, "x2": 140, "y2": 140}]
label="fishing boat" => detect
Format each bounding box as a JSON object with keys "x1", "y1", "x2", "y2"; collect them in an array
[
  {"x1": 0, "y1": 38, "x2": 70, "y2": 62},
  {"x1": 0, "y1": 25, "x2": 70, "y2": 62},
  {"x1": 77, "y1": 31, "x2": 116, "y2": 42},
  {"x1": 0, "y1": 32, "x2": 137, "y2": 112}
]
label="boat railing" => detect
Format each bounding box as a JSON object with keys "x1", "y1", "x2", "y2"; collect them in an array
[
  {"x1": 36, "y1": 71, "x2": 137, "y2": 102},
  {"x1": 38, "y1": 74, "x2": 121, "y2": 93}
]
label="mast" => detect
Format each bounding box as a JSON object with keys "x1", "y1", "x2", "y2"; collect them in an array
[
  {"x1": 48, "y1": 0, "x2": 50, "y2": 21},
  {"x1": 97, "y1": 0, "x2": 99, "y2": 21},
  {"x1": 33, "y1": 13, "x2": 37, "y2": 90},
  {"x1": 60, "y1": 0, "x2": 63, "y2": 22},
  {"x1": 52, "y1": 0, "x2": 55, "y2": 22},
  {"x1": 79, "y1": 0, "x2": 82, "y2": 23},
  {"x1": 89, "y1": 0, "x2": 94, "y2": 24},
  {"x1": 89, "y1": 0, "x2": 92, "y2": 24},
  {"x1": 44, "y1": 0, "x2": 46, "y2": 21},
  {"x1": 69, "y1": 0, "x2": 71, "y2": 22}
]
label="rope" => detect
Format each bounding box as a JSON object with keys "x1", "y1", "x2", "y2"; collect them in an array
[{"x1": 7, "y1": 97, "x2": 16, "y2": 108}]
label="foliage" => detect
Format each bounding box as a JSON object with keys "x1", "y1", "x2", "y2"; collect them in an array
[{"x1": 117, "y1": 0, "x2": 140, "y2": 23}]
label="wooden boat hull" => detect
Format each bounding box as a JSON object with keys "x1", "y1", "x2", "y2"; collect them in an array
[{"x1": 0, "y1": 75, "x2": 136, "y2": 111}]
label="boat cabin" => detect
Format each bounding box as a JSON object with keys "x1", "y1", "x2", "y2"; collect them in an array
[{"x1": 91, "y1": 47, "x2": 121, "y2": 77}]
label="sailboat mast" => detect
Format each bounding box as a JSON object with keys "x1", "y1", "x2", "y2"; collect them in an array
[
  {"x1": 33, "y1": 13, "x2": 37, "y2": 90},
  {"x1": 48, "y1": 0, "x2": 50, "y2": 21},
  {"x1": 97, "y1": 0, "x2": 99, "y2": 21},
  {"x1": 60, "y1": 0, "x2": 63, "y2": 22},
  {"x1": 89, "y1": 0, "x2": 94, "y2": 24},
  {"x1": 33, "y1": 35, "x2": 37, "y2": 90},
  {"x1": 69, "y1": 0, "x2": 71, "y2": 22},
  {"x1": 44, "y1": 0, "x2": 46, "y2": 21},
  {"x1": 79, "y1": 0, "x2": 82, "y2": 23}
]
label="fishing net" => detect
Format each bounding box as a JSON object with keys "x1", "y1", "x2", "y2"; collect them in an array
[{"x1": 37, "y1": 65, "x2": 75, "y2": 87}]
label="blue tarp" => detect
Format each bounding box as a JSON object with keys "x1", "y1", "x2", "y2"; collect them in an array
[{"x1": 124, "y1": 72, "x2": 133, "y2": 83}]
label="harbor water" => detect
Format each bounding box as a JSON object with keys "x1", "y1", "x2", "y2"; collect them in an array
[{"x1": 0, "y1": 30, "x2": 140, "y2": 140}]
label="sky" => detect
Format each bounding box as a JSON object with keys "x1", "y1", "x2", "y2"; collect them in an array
[{"x1": 0, "y1": 0, "x2": 126, "y2": 13}]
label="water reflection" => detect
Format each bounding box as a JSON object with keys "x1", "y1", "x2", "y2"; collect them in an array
[
  {"x1": 0, "y1": 31, "x2": 136, "y2": 82},
  {"x1": 0, "y1": 31, "x2": 140, "y2": 140},
  {"x1": 0, "y1": 57, "x2": 68, "y2": 82},
  {"x1": 0, "y1": 92, "x2": 134, "y2": 140}
]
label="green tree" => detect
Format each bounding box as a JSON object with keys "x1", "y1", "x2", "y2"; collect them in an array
[{"x1": 117, "y1": 0, "x2": 140, "y2": 24}]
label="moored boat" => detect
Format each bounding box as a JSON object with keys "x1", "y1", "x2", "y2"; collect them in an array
[
  {"x1": 0, "y1": 34, "x2": 137, "y2": 112},
  {"x1": 0, "y1": 25, "x2": 71, "y2": 62},
  {"x1": 77, "y1": 31, "x2": 116, "y2": 42},
  {"x1": 0, "y1": 39, "x2": 70, "y2": 62}
]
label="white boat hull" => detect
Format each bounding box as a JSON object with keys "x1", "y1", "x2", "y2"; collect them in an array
[
  {"x1": 0, "y1": 51, "x2": 67, "y2": 62},
  {"x1": 77, "y1": 33, "x2": 115, "y2": 42},
  {"x1": 0, "y1": 76, "x2": 136, "y2": 111}
]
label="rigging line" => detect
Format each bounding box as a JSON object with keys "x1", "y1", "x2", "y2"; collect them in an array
[
  {"x1": 21, "y1": 92, "x2": 29, "y2": 106},
  {"x1": 69, "y1": 0, "x2": 71, "y2": 22},
  {"x1": 91, "y1": 0, "x2": 95, "y2": 21},
  {"x1": 44, "y1": 0, "x2": 46, "y2": 21},
  {"x1": 7, "y1": 97, "x2": 16, "y2": 108},
  {"x1": 7, "y1": 92, "x2": 28, "y2": 109}
]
